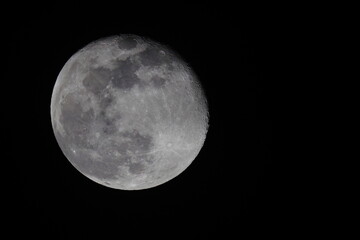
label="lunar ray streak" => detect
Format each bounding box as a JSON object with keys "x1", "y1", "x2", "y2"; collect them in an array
[
  {"x1": 168, "y1": 149, "x2": 182, "y2": 157},
  {"x1": 145, "y1": 147, "x2": 182, "y2": 157},
  {"x1": 74, "y1": 115, "x2": 91, "y2": 126},
  {"x1": 161, "y1": 88, "x2": 172, "y2": 122}
]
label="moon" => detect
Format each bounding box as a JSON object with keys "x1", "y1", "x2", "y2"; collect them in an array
[{"x1": 50, "y1": 34, "x2": 209, "y2": 190}]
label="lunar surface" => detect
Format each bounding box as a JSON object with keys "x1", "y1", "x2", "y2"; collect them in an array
[{"x1": 50, "y1": 34, "x2": 208, "y2": 190}]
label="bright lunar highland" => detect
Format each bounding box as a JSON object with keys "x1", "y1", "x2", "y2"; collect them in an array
[{"x1": 50, "y1": 35, "x2": 209, "y2": 190}]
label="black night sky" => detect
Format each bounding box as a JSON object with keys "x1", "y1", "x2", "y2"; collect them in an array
[{"x1": 8, "y1": 4, "x2": 275, "y2": 238}]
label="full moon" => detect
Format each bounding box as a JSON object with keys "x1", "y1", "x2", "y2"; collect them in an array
[{"x1": 50, "y1": 34, "x2": 209, "y2": 190}]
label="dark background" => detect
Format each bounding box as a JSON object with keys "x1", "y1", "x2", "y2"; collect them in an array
[{"x1": 8, "y1": 4, "x2": 274, "y2": 238}]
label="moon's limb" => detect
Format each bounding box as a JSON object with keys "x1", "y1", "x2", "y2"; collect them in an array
[{"x1": 51, "y1": 34, "x2": 209, "y2": 190}]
